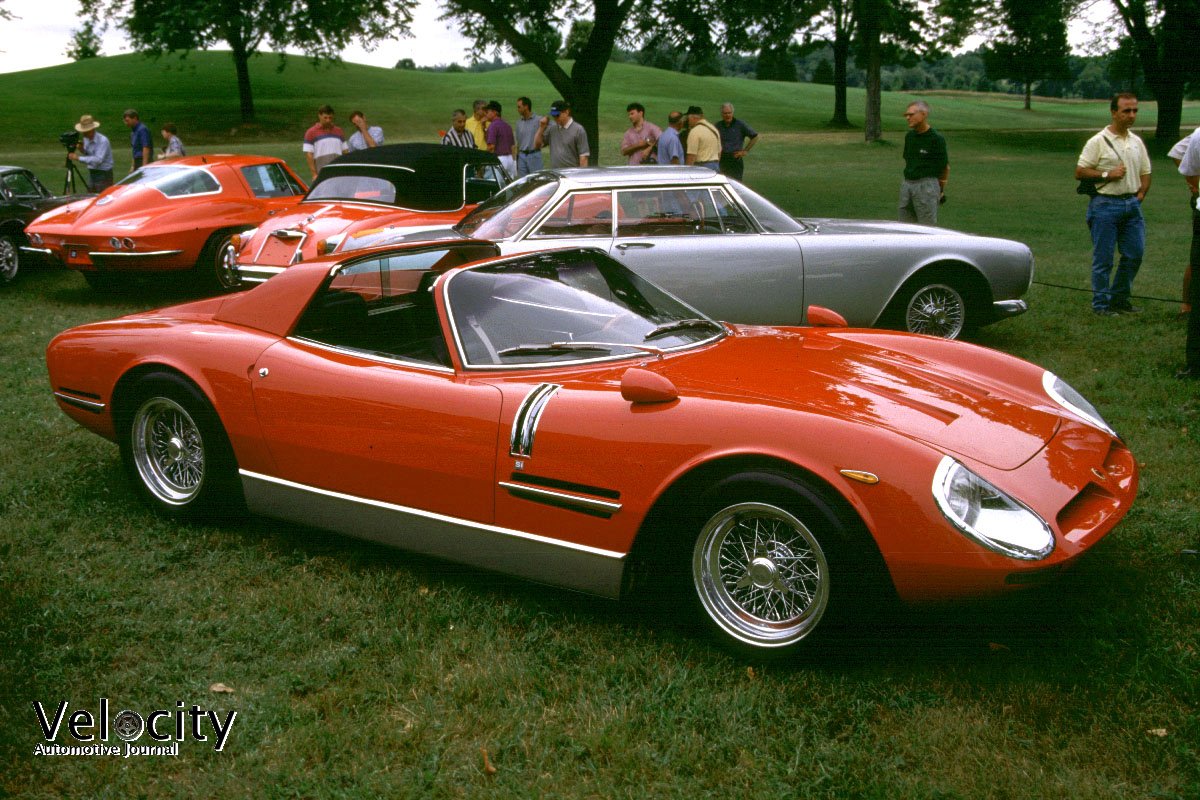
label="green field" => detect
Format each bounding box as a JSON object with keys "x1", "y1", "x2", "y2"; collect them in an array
[{"x1": 1, "y1": 53, "x2": 1198, "y2": 798}]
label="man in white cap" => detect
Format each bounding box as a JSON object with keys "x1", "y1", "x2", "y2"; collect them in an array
[{"x1": 68, "y1": 114, "x2": 114, "y2": 191}]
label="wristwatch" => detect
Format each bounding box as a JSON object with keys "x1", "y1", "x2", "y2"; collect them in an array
[{"x1": 1101, "y1": 171, "x2": 1109, "y2": 180}]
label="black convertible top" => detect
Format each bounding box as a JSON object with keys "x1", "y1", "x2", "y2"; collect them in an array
[
  {"x1": 326, "y1": 143, "x2": 501, "y2": 171},
  {"x1": 310, "y1": 143, "x2": 503, "y2": 211}
]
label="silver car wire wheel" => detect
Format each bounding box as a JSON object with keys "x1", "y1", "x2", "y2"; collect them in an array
[
  {"x1": 0, "y1": 236, "x2": 19, "y2": 282},
  {"x1": 692, "y1": 501, "x2": 831, "y2": 648},
  {"x1": 905, "y1": 283, "x2": 965, "y2": 339},
  {"x1": 131, "y1": 396, "x2": 206, "y2": 505}
]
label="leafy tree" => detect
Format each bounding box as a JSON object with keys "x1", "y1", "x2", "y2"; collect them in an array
[
  {"x1": 563, "y1": 19, "x2": 594, "y2": 58},
  {"x1": 441, "y1": 0, "x2": 636, "y2": 165},
  {"x1": 66, "y1": 20, "x2": 104, "y2": 61},
  {"x1": 395, "y1": 57, "x2": 417, "y2": 69},
  {"x1": 1108, "y1": 0, "x2": 1200, "y2": 144},
  {"x1": 80, "y1": 0, "x2": 416, "y2": 122},
  {"x1": 981, "y1": 0, "x2": 1069, "y2": 109}
]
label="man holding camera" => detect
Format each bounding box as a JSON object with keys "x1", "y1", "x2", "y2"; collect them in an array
[{"x1": 68, "y1": 114, "x2": 114, "y2": 192}]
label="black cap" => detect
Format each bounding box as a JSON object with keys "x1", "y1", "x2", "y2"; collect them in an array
[
  {"x1": 686, "y1": 105, "x2": 704, "y2": 116},
  {"x1": 549, "y1": 100, "x2": 570, "y2": 116}
]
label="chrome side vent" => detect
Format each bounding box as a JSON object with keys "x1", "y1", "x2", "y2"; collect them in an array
[{"x1": 510, "y1": 383, "x2": 560, "y2": 457}]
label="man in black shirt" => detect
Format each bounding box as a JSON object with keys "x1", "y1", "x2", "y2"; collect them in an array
[{"x1": 899, "y1": 101, "x2": 949, "y2": 225}]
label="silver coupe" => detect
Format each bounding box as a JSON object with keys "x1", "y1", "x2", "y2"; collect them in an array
[{"x1": 343, "y1": 167, "x2": 1032, "y2": 339}]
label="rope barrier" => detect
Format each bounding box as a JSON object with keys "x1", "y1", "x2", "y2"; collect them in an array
[{"x1": 1032, "y1": 279, "x2": 1183, "y2": 305}]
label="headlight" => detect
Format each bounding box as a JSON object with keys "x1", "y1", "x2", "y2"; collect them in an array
[
  {"x1": 1043, "y1": 371, "x2": 1117, "y2": 438},
  {"x1": 933, "y1": 457, "x2": 1054, "y2": 560}
]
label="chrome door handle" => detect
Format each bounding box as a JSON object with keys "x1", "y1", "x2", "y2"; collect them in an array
[{"x1": 615, "y1": 242, "x2": 655, "y2": 251}]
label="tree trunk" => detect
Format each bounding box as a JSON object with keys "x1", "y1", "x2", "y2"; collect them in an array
[
  {"x1": 227, "y1": 27, "x2": 255, "y2": 123},
  {"x1": 1024, "y1": 80, "x2": 1032, "y2": 110},
  {"x1": 830, "y1": 30, "x2": 851, "y2": 128},
  {"x1": 856, "y1": 0, "x2": 883, "y2": 141}
]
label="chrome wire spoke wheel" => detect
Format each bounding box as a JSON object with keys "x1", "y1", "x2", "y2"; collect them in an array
[
  {"x1": 905, "y1": 283, "x2": 965, "y2": 339},
  {"x1": 131, "y1": 396, "x2": 206, "y2": 505},
  {"x1": 0, "y1": 236, "x2": 18, "y2": 282},
  {"x1": 693, "y1": 501, "x2": 830, "y2": 648}
]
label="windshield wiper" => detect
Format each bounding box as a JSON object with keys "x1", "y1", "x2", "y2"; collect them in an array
[
  {"x1": 643, "y1": 318, "x2": 723, "y2": 341},
  {"x1": 497, "y1": 341, "x2": 667, "y2": 358}
]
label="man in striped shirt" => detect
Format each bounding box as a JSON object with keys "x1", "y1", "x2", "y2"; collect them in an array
[
  {"x1": 303, "y1": 105, "x2": 348, "y2": 180},
  {"x1": 442, "y1": 110, "x2": 477, "y2": 149}
]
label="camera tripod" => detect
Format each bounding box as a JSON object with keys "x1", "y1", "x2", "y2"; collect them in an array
[{"x1": 63, "y1": 150, "x2": 89, "y2": 195}]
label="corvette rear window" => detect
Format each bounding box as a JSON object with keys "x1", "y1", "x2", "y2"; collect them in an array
[{"x1": 117, "y1": 166, "x2": 220, "y2": 197}]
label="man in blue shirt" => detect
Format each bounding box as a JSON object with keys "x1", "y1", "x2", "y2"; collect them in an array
[
  {"x1": 68, "y1": 113, "x2": 114, "y2": 191},
  {"x1": 657, "y1": 111, "x2": 685, "y2": 165},
  {"x1": 716, "y1": 103, "x2": 759, "y2": 181},
  {"x1": 123, "y1": 109, "x2": 152, "y2": 172}
]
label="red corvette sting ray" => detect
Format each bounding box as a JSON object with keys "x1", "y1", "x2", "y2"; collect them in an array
[
  {"x1": 26, "y1": 154, "x2": 307, "y2": 291},
  {"x1": 45, "y1": 243, "x2": 1137, "y2": 656}
]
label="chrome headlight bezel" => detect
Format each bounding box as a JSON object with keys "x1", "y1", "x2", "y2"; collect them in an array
[
  {"x1": 1043, "y1": 371, "x2": 1117, "y2": 438},
  {"x1": 932, "y1": 457, "x2": 1054, "y2": 561}
]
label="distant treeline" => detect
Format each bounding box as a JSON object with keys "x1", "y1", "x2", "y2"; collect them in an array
[{"x1": 402, "y1": 40, "x2": 1192, "y2": 103}]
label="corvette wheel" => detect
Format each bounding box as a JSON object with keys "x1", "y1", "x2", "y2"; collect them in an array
[
  {"x1": 199, "y1": 232, "x2": 242, "y2": 292},
  {"x1": 902, "y1": 282, "x2": 966, "y2": 339},
  {"x1": 119, "y1": 373, "x2": 242, "y2": 519},
  {"x1": 0, "y1": 234, "x2": 21, "y2": 284}
]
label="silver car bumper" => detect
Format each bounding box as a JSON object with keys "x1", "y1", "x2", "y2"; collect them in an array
[{"x1": 991, "y1": 299, "x2": 1029, "y2": 321}]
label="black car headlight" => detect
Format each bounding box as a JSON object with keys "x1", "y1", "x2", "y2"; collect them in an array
[
  {"x1": 933, "y1": 457, "x2": 1054, "y2": 560},
  {"x1": 1043, "y1": 371, "x2": 1117, "y2": 438}
]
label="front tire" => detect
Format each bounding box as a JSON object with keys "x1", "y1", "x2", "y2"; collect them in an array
[
  {"x1": 899, "y1": 281, "x2": 966, "y2": 339},
  {"x1": 197, "y1": 232, "x2": 242, "y2": 292},
  {"x1": 118, "y1": 373, "x2": 242, "y2": 519},
  {"x1": 0, "y1": 234, "x2": 21, "y2": 284},
  {"x1": 685, "y1": 472, "x2": 866, "y2": 658}
]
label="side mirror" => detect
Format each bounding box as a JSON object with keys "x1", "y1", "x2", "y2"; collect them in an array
[
  {"x1": 806, "y1": 305, "x2": 848, "y2": 328},
  {"x1": 621, "y1": 368, "x2": 678, "y2": 404}
]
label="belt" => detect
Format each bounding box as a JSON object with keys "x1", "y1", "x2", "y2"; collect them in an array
[
  {"x1": 1098, "y1": 193, "x2": 1137, "y2": 200},
  {"x1": 520, "y1": 149, "x2": 539, "y2": 155}
]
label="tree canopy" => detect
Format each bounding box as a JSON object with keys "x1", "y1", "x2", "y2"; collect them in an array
[
  {"x1": 81, "y1": 0, "x2": 416, "y2": 122},
  {"x1": 981, "y1": 0, "x2": 1069, "y2": 109}
]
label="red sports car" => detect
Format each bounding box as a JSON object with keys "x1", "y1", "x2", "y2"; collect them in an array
[
  {"x1": 26, "y1": 154, "x2": 307, "y2": 291},
  {"x1": 232, "y1": 143, "x2": 507, "y2": 286},
  {"x1": 45, "y1": 243, "x2": 1137, "y2": 656}
]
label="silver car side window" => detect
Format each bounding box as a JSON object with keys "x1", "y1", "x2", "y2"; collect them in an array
[
  {"x1": 711, "y1": 189, "x2": 754, "y2": 234},
  {"x1": 616, "y1": 188, "x2": 723, "y2": 237},
  {"x1": 530, "y1": 191, "x2": 614, "y2": 238}
]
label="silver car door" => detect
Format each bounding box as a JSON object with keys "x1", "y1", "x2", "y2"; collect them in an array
[
  {"x1": 792, "y1": 231, "x2": 910, "y2": 327},
  {"x1": 606, "y1": 186, "x2": 804, "y2": 326}
]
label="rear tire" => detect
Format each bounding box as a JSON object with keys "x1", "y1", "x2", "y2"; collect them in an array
[
  {"x1": 117, "y1": 373, "x2": 243, "y2": 520},
  {"x1": 0, "y1": 234, "x2": 22, "y2": 284}
]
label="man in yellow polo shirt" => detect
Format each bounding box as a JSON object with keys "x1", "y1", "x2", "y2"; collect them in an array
[
  {"x1": 1075, "y1": 92, "x2": 1153, "y2": 316},
  {"x1": 685, "y1": 106, "x2": 721, "y2": 171}
]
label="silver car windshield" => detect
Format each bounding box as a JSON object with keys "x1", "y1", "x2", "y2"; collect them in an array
[
  {"x1": 728, "y1": 182, "x2": 806, "y2": 233},
  {"x1": 455, "y1": 174, "x2": 559, "y2": 239},
  {"x1": 446, "y1": 249, "x2": 723, "y2": 367}
]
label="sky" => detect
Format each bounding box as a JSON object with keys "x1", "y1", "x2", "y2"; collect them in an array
[
  {"x1": 0, "y1": 0, "x2": 1108, "y2": 76},
  {"x1": 0, "y1": 0, "x2": 477, "y2": 74}
]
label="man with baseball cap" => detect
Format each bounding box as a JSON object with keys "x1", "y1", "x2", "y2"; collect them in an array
[
  {"x1": 68, "y1": 114, "x2": 114, "y2": 191},
  {"x1": 684, "y1": 105, "x2": 720, "y2": 171},
  {"x1": 535, "y1": 100, "x2": 589, "y2": 169}
]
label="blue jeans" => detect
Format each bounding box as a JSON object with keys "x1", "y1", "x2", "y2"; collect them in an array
[
  {"x1": 517, "y1": 151, "x2": 543, "y2": 177},
  {"x1": 1086, "y1": 195, "x2": 1144, "y2": 310}
]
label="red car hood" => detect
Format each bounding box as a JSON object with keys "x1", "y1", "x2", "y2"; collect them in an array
[
  {"x1": 649, "y1": 327, "x2": 1060, "y2": 471},
  {"x1": 241, "y1": 202, "x2": 469, "y2": 266}
]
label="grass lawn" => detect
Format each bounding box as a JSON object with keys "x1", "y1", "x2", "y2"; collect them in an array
[{"x1": 0, "y1": 54, "x2": 1197, "y2": 799}]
